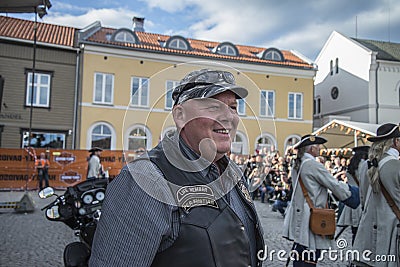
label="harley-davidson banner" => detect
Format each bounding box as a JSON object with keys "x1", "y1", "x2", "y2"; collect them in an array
[{"x1": 0, "y1": 148, "x2": 138, "y2": 190}]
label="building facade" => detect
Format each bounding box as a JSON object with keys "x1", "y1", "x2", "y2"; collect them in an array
[
  {"x1": 0, "y1": 16, "x2": 78, "y2": 149},
  {"x1": 77, "y1": 18, "x2": 316, "y2": 155},
  {"x1": 314, "y1": 31, "x2": 400, "y2": 129}
]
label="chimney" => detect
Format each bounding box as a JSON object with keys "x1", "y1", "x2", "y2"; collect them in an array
[{"x1": 133, "y1": 17, "x2": 145, "y2": 32}]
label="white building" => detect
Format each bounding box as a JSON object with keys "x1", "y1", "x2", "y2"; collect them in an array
[{"x1": 314, "y1": 31, "x2": 400, "y2": 129}]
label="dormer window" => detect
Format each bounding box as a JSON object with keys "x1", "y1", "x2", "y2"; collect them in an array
[
  {"x1": 111, "y1": 28, "x2": 139, "y2": 44},
  {"x1": 214, "y1": 42, "x2": 238, "y2": 56},
  {"x1": 260, "y1": 48, "x2": 284, "y2": 62},
  {"x1": 165, "y1": 36, "x2": 191, "y2": 51}
]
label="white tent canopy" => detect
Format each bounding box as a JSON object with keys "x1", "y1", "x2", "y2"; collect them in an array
[{"x1": 312, "y1": 119, "x2": 380, "y2": 155}]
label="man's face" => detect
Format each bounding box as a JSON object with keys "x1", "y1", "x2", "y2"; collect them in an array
[
  {"x1": 175, "y1": 91, "x2": 239, "y2": 161},
  {"x1": 309, "y1": 144, "x2": 321, "y2": 157}
]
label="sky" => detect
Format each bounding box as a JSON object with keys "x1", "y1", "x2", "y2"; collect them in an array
[{"x1": 3, "y1": 0, "x2": 400, "y2": 61}]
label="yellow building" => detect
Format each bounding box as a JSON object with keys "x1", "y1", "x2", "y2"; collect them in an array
[{"x1": 76, "y1": 19, "x2": 316, "y2": 155}]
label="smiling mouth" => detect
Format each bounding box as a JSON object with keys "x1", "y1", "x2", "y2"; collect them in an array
[{"x1": 213, "y1": 129, "x2": 230, "y2": 134}]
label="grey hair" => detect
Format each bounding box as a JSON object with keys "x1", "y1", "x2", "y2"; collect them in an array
[
  {"x1": 293, "y1": 146, "x2": 307, "y2": 172},
  {"x1": 367, "y1": 138, "x2": 393, "y2": 192}
]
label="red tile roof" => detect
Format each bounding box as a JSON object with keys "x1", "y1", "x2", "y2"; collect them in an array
[
  {"x1": 0, "y1": 15, "x2": 76, "y2": 47},
  {"x1": 87, "y1": 27, "x2": 313, "y2": 69}
]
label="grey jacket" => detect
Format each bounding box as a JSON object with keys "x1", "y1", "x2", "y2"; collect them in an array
[
  {"x1": 337, "y1": 166, "x2": 363, "y2": 227},
  {"x1": 283, "y1": 153, "x2": 352, "y2": 250},
  {"x1": 353, "y1": 151, "x2": 400, "y2": 267}
]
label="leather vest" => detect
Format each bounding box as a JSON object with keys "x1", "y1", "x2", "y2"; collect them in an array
[{"x1": 148, "y1": 142, "x2": 264, "y2": 267}]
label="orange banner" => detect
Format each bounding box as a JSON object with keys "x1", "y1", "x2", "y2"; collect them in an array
[{"x1": 0, "y1": 148, "x2": 138, "y2": 190}]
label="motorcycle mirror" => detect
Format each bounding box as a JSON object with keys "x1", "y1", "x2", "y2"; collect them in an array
[
  {"x1": 39, "y1": 187, "x2": 55, "y2": 199},
  {"x1": 46, "y1": 206, "x2": 60, "y2": 219}
]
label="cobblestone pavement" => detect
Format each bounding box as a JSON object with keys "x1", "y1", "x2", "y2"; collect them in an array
[{"x1": 0, "y1": 190, "x2": 352, "y2": 267}]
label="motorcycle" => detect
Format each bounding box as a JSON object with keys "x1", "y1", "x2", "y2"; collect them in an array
[{"x1": 39, "y1": 178, "x2": 108, "y2": 267}]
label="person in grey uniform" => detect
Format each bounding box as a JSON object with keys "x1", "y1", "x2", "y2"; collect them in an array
[
  {"x1": 282, "y1": 134, "x2": 359, "y2": 266},
  {"x1": 89, "y1": 69, "x2": 265, "y2": 267},
  {"x1": 336, "y1": 146, "x2": 369, "y2": 245},
  {"x1": 353, "y1": 123, "x2": 400, "y2": 267}
]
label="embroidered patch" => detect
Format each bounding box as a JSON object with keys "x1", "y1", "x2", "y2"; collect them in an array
[
  {"x1": 176, "y1": 185, "x2": 219, "y2": 211},
  {"x1": 238, "y1": 180, "x2": 252, "y2": 203},
  {"x1": 309, "y1": 136, "x2": 316, "y2": 142}
]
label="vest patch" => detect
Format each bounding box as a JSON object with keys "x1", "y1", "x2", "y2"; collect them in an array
[
  {"x1": 176, "y1": 185, "x2": 219, "y2": 211},
  {"x1": 238, "y1": 180, "x2": 253, "y2": 203}
]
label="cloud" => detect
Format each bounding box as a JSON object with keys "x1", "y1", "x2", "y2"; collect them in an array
[
  {"x1": 10, "y1": 0, "x2": 399, "y2": 61},
  {"x1": 43, "y1": 8, "x2": 138, "y2": 29}
]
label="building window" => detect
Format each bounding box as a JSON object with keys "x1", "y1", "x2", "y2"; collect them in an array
[
  {"x1": 128, "y1": 126, "x2": 151, "y2": 151},
  {"x1": 213, "y1": 42, "x2": 238, "y2": 56},
  {"x1": 237, "y1": 98, "x2": 246, "y2": 115},
  {"x1": 260, "y1": 90, "x2": 275, "y2": 117},
  {"x1": 284, "y1": 135, "x2": 301, "y2": 153},
  {"x1": 91, "y1": 124, "x2": 112, "y2": 149},
  {"x1": 26, "y1": 72, "x2": 51, "y2": 107},
  {"x1": 111, "y1": 29, "x2": 138, "y2": 44},
  {"x1": 165, "y1": 80, "x2": 178, "y2": 109},
  {"x1": 94, "y1": 73, "x2": 114, "y2": 104},
  {"x1": 260, "y1": 48, "x2": 284, "y2": 62},
  {"x1": 330, "y1": 60, "x2": 333, "y2": 75},
  {"x1": 331, "y1": 87, "x2": 339, "y2": 100},
  {"x1": 115, "y1": 31, "x2": 135, "y2": 43},
  {"x1": 131, "y1": 77, "x2": 149, "y2": 107},
  {"x1": 165, "y1": 36, "x2": 190, "y2": 51},
  {"x1": 335, "y1": 58, "x2": 339, "y2": 74},
  {"x1": 231, "y1": 131, "x2": 248, "y2": 155},
  {"x1": 22, "y1": 131, "x2": 65, "y2": 148},
  {"x1": 288, "y1": 92, "x2": 303, "y2": 119},
  {"x1": 313, "y1": 97, "x2": 321, "y2": 115},
  {"x1": 255, "y1": 134, "x2": 276, "y2": 154}
]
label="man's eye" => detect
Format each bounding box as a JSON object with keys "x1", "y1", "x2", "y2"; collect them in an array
[
  {"x1": 230, "y1": 105, "x2": 237, "y2": 111},
  {"x1": 208, "y1": 106, "x2": 220, "y2": 111}
]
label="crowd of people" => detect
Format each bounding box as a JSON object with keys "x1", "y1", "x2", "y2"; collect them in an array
[{"x1": 229, "y1": 146, "x2": 356, "y2": 218}]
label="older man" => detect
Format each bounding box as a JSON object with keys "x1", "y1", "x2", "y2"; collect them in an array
[
  {"x1": 89, "y1": 69, "x2": 265, "y2": 267},
  {"x1": 283, "y1": 134, "x2": 359, "y2": 266}
]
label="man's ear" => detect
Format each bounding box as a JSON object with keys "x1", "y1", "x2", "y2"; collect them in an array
[{"x1": 172, "y1": 105, "x2": 185, "y2": 129}]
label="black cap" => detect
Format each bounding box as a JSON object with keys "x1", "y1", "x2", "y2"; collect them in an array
[
  {"x1": 89, "y1": 147, "x2": 103, "y2": 153},
  {"x1": 294, "y1": 134, "x2": 327, "y2": 149},
  {"x1": 367, "y1": 123, "x2": 400, "y2": 142},
  {"x1": 172, "y1": 69, "x2": 248, "y2": 105},
  {"x1": 352, "y1": 146, "x2": 370, "y2": 155}
]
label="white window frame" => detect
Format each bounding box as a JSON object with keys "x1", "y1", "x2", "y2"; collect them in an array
[
  {"x1": 165, "y1": 80, "x2": 178, "y2": 110},
  {"x1": 115, "y1": 31, "x2": 135, "y2": 43},
  {"x1": 219, "y1": 45, "x2": 236, "y2": 56},
  {"x1": 87, "y1": 122, "x2": 116, "y2": 150},
  {"x1": 169, "y1": 38, "x2": 188, "y2": 50},
  {"x1": 93, "y1": 73, "x2": 114, "y2": 105},
  {"x1": 265, "y1": 50, "x2": 282, "y2": 61},
  {"x1": 231, "y1": 131, "x2": 248, "y2": 155},
  {"x1": 237, "y1": 98, "x2": 246, "y2": 116},
  {"x1": 254, "y1": 133, "x2": 277, "y2": 154},
  {"x1": 260, "y1": 90, "x2": 275, "y2": 117},
  {"x1": 124, "y1": 124, "x2": 152, "y2": 151},
  {"x1": 26, "y1": 72, "x2": 51, "y2": 107},
  {"x1": 284, "y1": 135, "x2": 301, "y2": 152},
  {"x1": 288, "y1": 92, "x2": 303, "y2": 119},
  {"x1": 131, "y1": 76, "x2": 149, "y2": 107}
]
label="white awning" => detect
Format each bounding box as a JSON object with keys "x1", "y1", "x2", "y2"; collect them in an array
[{"x1": 312, "y1": 119, "x2": 379, "y2": 153}]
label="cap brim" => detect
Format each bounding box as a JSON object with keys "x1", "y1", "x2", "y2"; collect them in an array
[{"x1": 203, "y1": 83, "x2": 248, "y2": 99}]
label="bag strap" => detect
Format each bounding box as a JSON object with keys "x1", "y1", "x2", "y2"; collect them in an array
[
  {"x1": 352, "y1": 173, "x2": 360, "y2": 186},
  {"x1": 379, "y1": 180, "x2": 400, "y2": 221},
  {"x1": 298, "y1": 176, "x2": 315, "y2": 209}
]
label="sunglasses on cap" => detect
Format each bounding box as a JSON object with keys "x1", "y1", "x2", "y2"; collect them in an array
[{"x1": 172, "y1": 70, "x2": 237, "y2": 103}]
